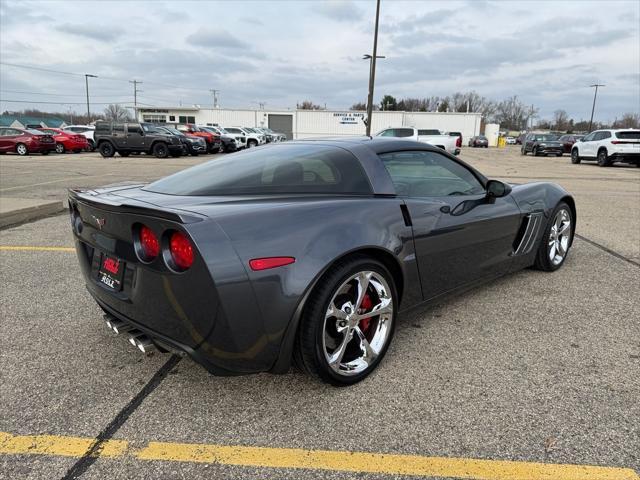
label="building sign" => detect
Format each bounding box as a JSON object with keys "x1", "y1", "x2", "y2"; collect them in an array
[{"x1": 333, "y1": 112, "x2": 364, "y2": 125}]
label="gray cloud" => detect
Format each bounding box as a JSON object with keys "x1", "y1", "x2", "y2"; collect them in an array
[
  {"x1": 186, "y1": 29, "x2": 249, "y2": 49},
  {"x1": 312, "y1": 1, "x2": 364, "y2": 22},
  {"x1": 55, "y1": 23, "x2": 124, "y2": 42}
]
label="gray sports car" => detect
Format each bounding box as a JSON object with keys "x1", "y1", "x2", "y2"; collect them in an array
[{"x1": 69, "y1": 138, "x2": 576, "y2": 385}]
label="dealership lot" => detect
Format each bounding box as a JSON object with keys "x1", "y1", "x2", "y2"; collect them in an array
[{"x1": 1, "y1": 147, "x2": 638, "y2": 479}]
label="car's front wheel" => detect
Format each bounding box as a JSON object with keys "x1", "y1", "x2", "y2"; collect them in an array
[
  {"x1": 571, "y1": 149, "x2": 581, "y2": 164},
  {"x1": 153, "y1": 142, "x2": 169, "y2": 158},
  {"x1": 99, "y1": 142, "x2": 115, "y2": 157},
  {"x1": 16, "y1": 143, "x2": 28, "y2": 156},
  {"x1": 295, "y1": 256, "x2": 397, "y2": 386},
  {"x1": 55, "y1": 143, "x2": 65, "y2": 154},
  {"x1": 534, "y1": 202, "x2": 573, "y2": 272}
]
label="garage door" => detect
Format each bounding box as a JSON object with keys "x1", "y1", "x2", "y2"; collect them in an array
[{"x1": 268, "y1": 114, "x2": 293, "y2": 140}]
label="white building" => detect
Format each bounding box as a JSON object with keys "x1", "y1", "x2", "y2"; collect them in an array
[{"x1": 137, "y1": 107, "x2": 482, "y2": 141}]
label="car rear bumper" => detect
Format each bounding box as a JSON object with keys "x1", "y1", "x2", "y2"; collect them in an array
[{"x1": 610, "y1": 152, "x2": 640, "y2": 164}]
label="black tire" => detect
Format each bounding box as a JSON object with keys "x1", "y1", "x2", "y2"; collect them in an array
[
  {"x1": 41, "y1": 150, "x2": 50, "y2": 156},
  {"x1": 99, "y1": 142, "x2": 115, "y2": 158},
  {"x1": 532, "y1": 147, "x2": 539, "y2": 156},
  {"x1": 55, "y1": 143, "x2": 65, "y2": 154},
  {"x1": 571, "y1": 149, "x2": 581, "y2": 164},
  {"x1": 153, "y1": 142, "x2": 169, "y2": 158},
  {"x1": 88, "y1": 139, "x2": 96, "y2": 151},
  {"x1": 294, "y1": 255, "x2": 398, "y2": 386},
  {"x1": 533, "y1": 201, "x2": 573, "y2": 272},
  {"x1": 190, "y1": 152, "x2": 199, "y2": 157},
  {"x1": 247, "y1": 139, "x2": 258, "y2": 148},
  {"x1": 556, "y1": 153, "x2": 562, "y2": 157},
  {"x1": 597, "y1": 149, "x2": 611, "y2": 167}
]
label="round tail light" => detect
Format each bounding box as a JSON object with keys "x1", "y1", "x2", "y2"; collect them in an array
[
  {"x1": 138, "y1": 225, "x2": 160, "y2": 261},
  {"x1": 169, "y1": 231, "x2": 194, "y2": 270}
]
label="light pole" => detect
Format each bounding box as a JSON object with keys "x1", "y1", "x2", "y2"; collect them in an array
[
  {"x1": 588, "y1": 83, "x2": 604, "y2": 132},
  {"x1": 84, "y1": 74, "x2": 97, "y2": 120},
  {"x1": 364, "y1": 0, "x2": 382, "y2": 137}
]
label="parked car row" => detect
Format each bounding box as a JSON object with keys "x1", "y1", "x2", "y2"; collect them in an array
[{"x1": 0, "y1": 127, "x2": 56, "y2": 155}]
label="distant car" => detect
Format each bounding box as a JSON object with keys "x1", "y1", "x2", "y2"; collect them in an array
[
  {"x1": 570, "y1": 129, "x2": 640, "y2": 167},
  {"x1": 243, "y1": 127, "x2": 267, "y2": 145},
  {"x1": 38, "y1": 127, "x2": 89, "y2": 153},
  {"x1": 375, "y1": 127, "x2": 460, "y2": 155},
  {"x1": 224, "y1": 127, "x2": 263, "y2": 148},
  {"x1": 198, "y1": 126, "x2": 238, "y2": 153},
  {"x1": 63, "y1": 125, "x2": 96, "y2": 150},
  {"x1": 505, "y1": 136, "x2": 517, "y2": 145},
  {"x1": 557, "y1": 134, "x2": 584, "y2": 154},
  {"x1": 521, "y1": 134, "x2": 563, "y2": 156},
  {"x1": 468, "y1": 136, "x2": 489, "y2": 148},
  {"x1": 448, "y1": 131, "x2": 463, "y2": 149},
  {"x1": 153, "y1": 126, "x2": 206, "y2": 156},
  {"x1": 0, "y1": 127, "x2": 56, "y2": 155},
  {"x1": 176, "y1": 124, "x2": 221, "y2": 153},
  {"x1": 258, "y1": 127, "x2": 286, "y2": 142},
  {"x1": 205, "y1": 126, "x2": 246, "y2": 150},
  {"x1": 95, "y1": 122, "x2": 183, "y2": 158}
]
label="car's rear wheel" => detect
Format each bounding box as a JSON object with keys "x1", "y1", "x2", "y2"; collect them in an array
[
  {"x1": 16, "y1": 143, "x2": 28, "y2": 156},
  {"x1": 55, "y1": 143, "x2": 65, "y2": 154},
  {"x1": 153, "y1": 142, "x2": 168, "y2": 158},
  {"x1": 534, "y1": 202, "x2": 573, "y2": 272},
  {"x1": 247, "y1": 139, "x2": 258, "y2": 148},
  {"x1": 295, "y1": 255, "x2": 397, "y2": 386},
  {"x1": 597, "y1": 149, "x2": 611, "y2": 167},
  {"x1": 99, "y1": 142, "x2": 115, "y2": 157},
  {"x1": 571, "y1": 149, "x2": 581, "y2": 164}
]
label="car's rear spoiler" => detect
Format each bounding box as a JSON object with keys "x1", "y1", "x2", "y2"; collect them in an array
[{"x1": 68, "y1": 188, "x2": 204, "y2": 224}]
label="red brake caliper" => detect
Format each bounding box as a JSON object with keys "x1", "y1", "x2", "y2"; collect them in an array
[{"x1": 359, "y1": 294, "x2": 373, "y2": 334}]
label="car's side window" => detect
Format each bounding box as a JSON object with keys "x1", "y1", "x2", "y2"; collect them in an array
[
  {"x1": 395, "y1": 128, "x2": 414, "y2": 138},
  {"x1": 127, "y1": 124, "x2": 143, "y2": 136},
  {"x1": 379, "y1": 150, "x2": 485, "y2": 197},
  {"x1": 583, "y1": 133, "x2": 595, "y2": 142},
  {"x1": 379, "y1": 129, "x2": 395, "y2": 137},
  {"x1": 601, "y1": 131, "x2": 611, "y2": 139}
]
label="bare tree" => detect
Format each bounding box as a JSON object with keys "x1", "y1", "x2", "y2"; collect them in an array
[
  {"x1": 553, "y1": 109, "x2": 570, "y2": 131},
  {"x1": 298, "y1": 100, "x2": 323, "y2": 110},
  {"x1": 350, "y1": 102, "x2": 367, "y2": 111},
  {"x1": 495, "y1": 96, "x2": 531, "y2": 130},
  {"x1": 612, "y1": 112, "x2": 640, "y2": 129},
  {"x1": 104, "y1": 104, "x2": 131, "y2": 122}
]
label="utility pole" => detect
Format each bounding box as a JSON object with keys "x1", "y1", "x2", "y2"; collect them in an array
[
  {"x1": 364, "y1": 0, "x2": 382, "y2": 137},
  {"x1": 588, "y1": 83, "x2": 605, "y2": 132},
  {"x1": 529, "y1": 104, "x2": 535, "y2": 131},
  {"x1": 210, "y1": 89, "x2": 219, "y2": 108},
  {"x1": 84, "y1": 74, "x2": 97, "y2": 120},
  {"x1": 130, "y1": 80, "x2": 142, "y2": 120}
]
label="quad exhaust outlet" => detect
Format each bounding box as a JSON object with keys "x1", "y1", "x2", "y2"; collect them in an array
[{"x1": 103, "y1": 314, "x2": 156, "y2": 355}]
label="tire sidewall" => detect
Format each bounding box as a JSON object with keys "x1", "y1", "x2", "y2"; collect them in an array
[
  {"x1": 99, "y1": 142, "x2": 114, "y2": 157},
  {"x1": 153, "y1": 143, "x2": 168, "y2": 158},
  {"x1": 303, "y1": 257, "x2": 398, "y2": 386},
  {"x1": 571, "y1": 149, "x2": 580, "y2": 164},
  {"x1": 16, "y1": 143, "x2": 28, "y2": 155},
  {"x1": 55, "y1": 143, "x2": 65, "y2": 154},
  {"x1": 597, "y1": 149, "x2": 609, "y2": 167}
]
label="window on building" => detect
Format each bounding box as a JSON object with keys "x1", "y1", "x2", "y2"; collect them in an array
[
  {"x1": 169, "y1": 115, "x2": 175, "y2": 122},
  {"x1": 142, "y1": 114, "x2": 166, "y2": 124},
  {"x1": 179, "y1": 116, "x2": 187, "y2": 123}
]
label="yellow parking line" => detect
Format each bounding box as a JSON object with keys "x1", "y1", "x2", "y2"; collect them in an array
[
  {"x1": 0, "y1": 432, "x2": 127, "y2": 458},
  {"x1": 0, "y1": 246, "x2": 75, "y2": 252},
  {"x1": 0, "y1": 431, "x2": 637, "y2": 480}
]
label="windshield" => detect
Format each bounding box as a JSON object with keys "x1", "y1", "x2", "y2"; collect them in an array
[{"x1": 145, "y1": 144, "x2": 372, "y2": 196}]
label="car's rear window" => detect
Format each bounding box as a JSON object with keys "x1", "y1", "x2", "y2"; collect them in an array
[
  {"x1": 615, "y1": 131, "x2": 640, "y2": 140},
  {"x1": 145, "y1": 144, "x2": 373, "y2": 196},
  {"x1": 418, "y1": 129, "x2": 441, "y2": 135}
]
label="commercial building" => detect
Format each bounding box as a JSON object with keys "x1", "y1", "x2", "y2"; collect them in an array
[{"x1": 137, "y1": 107, "x2": 482, "y2": 141}]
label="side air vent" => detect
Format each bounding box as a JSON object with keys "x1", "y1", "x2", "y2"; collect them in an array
[{"x1": 513, "y1": 212, "x2": 543, "y2": 255}]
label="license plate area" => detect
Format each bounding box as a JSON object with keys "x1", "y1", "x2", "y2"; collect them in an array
[{"x1": 97, "y1": 252, "x2": 125, "y2": 291}]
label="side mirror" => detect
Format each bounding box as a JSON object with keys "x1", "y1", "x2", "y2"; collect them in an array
[{"x1": 486, "y1": 179, "x2": 512, "y2": 198}]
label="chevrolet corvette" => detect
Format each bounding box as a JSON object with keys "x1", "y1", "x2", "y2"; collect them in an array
[{"x1": 69, "y1": 138, "x2": 576, "y2": 385}]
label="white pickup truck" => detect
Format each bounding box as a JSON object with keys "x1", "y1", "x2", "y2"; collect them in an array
[{"x1": 375, "y1": 127, "x2": 460, "y2": 155}]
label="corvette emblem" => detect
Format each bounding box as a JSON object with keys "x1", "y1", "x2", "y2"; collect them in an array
[{"x1": 92, "y1": 215, "x2": 106, "y2": 230}]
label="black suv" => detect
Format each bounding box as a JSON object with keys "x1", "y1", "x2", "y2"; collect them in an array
[
  {"x1": 521, "y1": 133, "x2": 563, "y2": 156},
  {"x1": 95, "y1": 122, "x2": 183, "y2": 158}
]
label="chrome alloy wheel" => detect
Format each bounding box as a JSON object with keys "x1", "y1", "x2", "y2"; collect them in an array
[
  {"x1": 548, "y1": 208, "x2": 571, "y2": 265},
  {"x1": 322, "y1": 271, "x2": 394, "y2": 376}
]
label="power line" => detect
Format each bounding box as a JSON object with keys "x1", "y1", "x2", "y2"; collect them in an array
[
  {"x1": 0, "y1": 89, "x2": 132, "y2": 98},
  {"x1": 0, "y1": 99, "x2": 135, "y2": 105}
]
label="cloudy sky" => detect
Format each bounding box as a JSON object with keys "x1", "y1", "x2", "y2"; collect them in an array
[{"x1": 1, "y1": 0, "x2": 638, "y2": 122}]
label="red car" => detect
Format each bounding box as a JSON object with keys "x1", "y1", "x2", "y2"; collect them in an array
[
  {"x1": 0, "y1": 127, "x2": 56, "y2": 155},
  {"x1": 176, "y1": 124, "x2": 221, "y2": 153},
  {"x1": 557, "y1": 134, "x2": 584, "y2": 154},
  {"x1": 38, "y1": 128, "x2": 89, "y2": 153}
]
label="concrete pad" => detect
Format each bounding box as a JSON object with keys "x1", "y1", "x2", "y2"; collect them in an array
[{"x1": 0, "y1": 197, "x2": 65, "y2": 228}]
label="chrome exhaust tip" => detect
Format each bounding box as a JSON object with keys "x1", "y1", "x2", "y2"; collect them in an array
[
  {"x1": 128, "y1": 333, "x2": 156, "y2": 355},
  {"x1": 105, "y1": 318, "x2": 133, "y2": 335}
]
